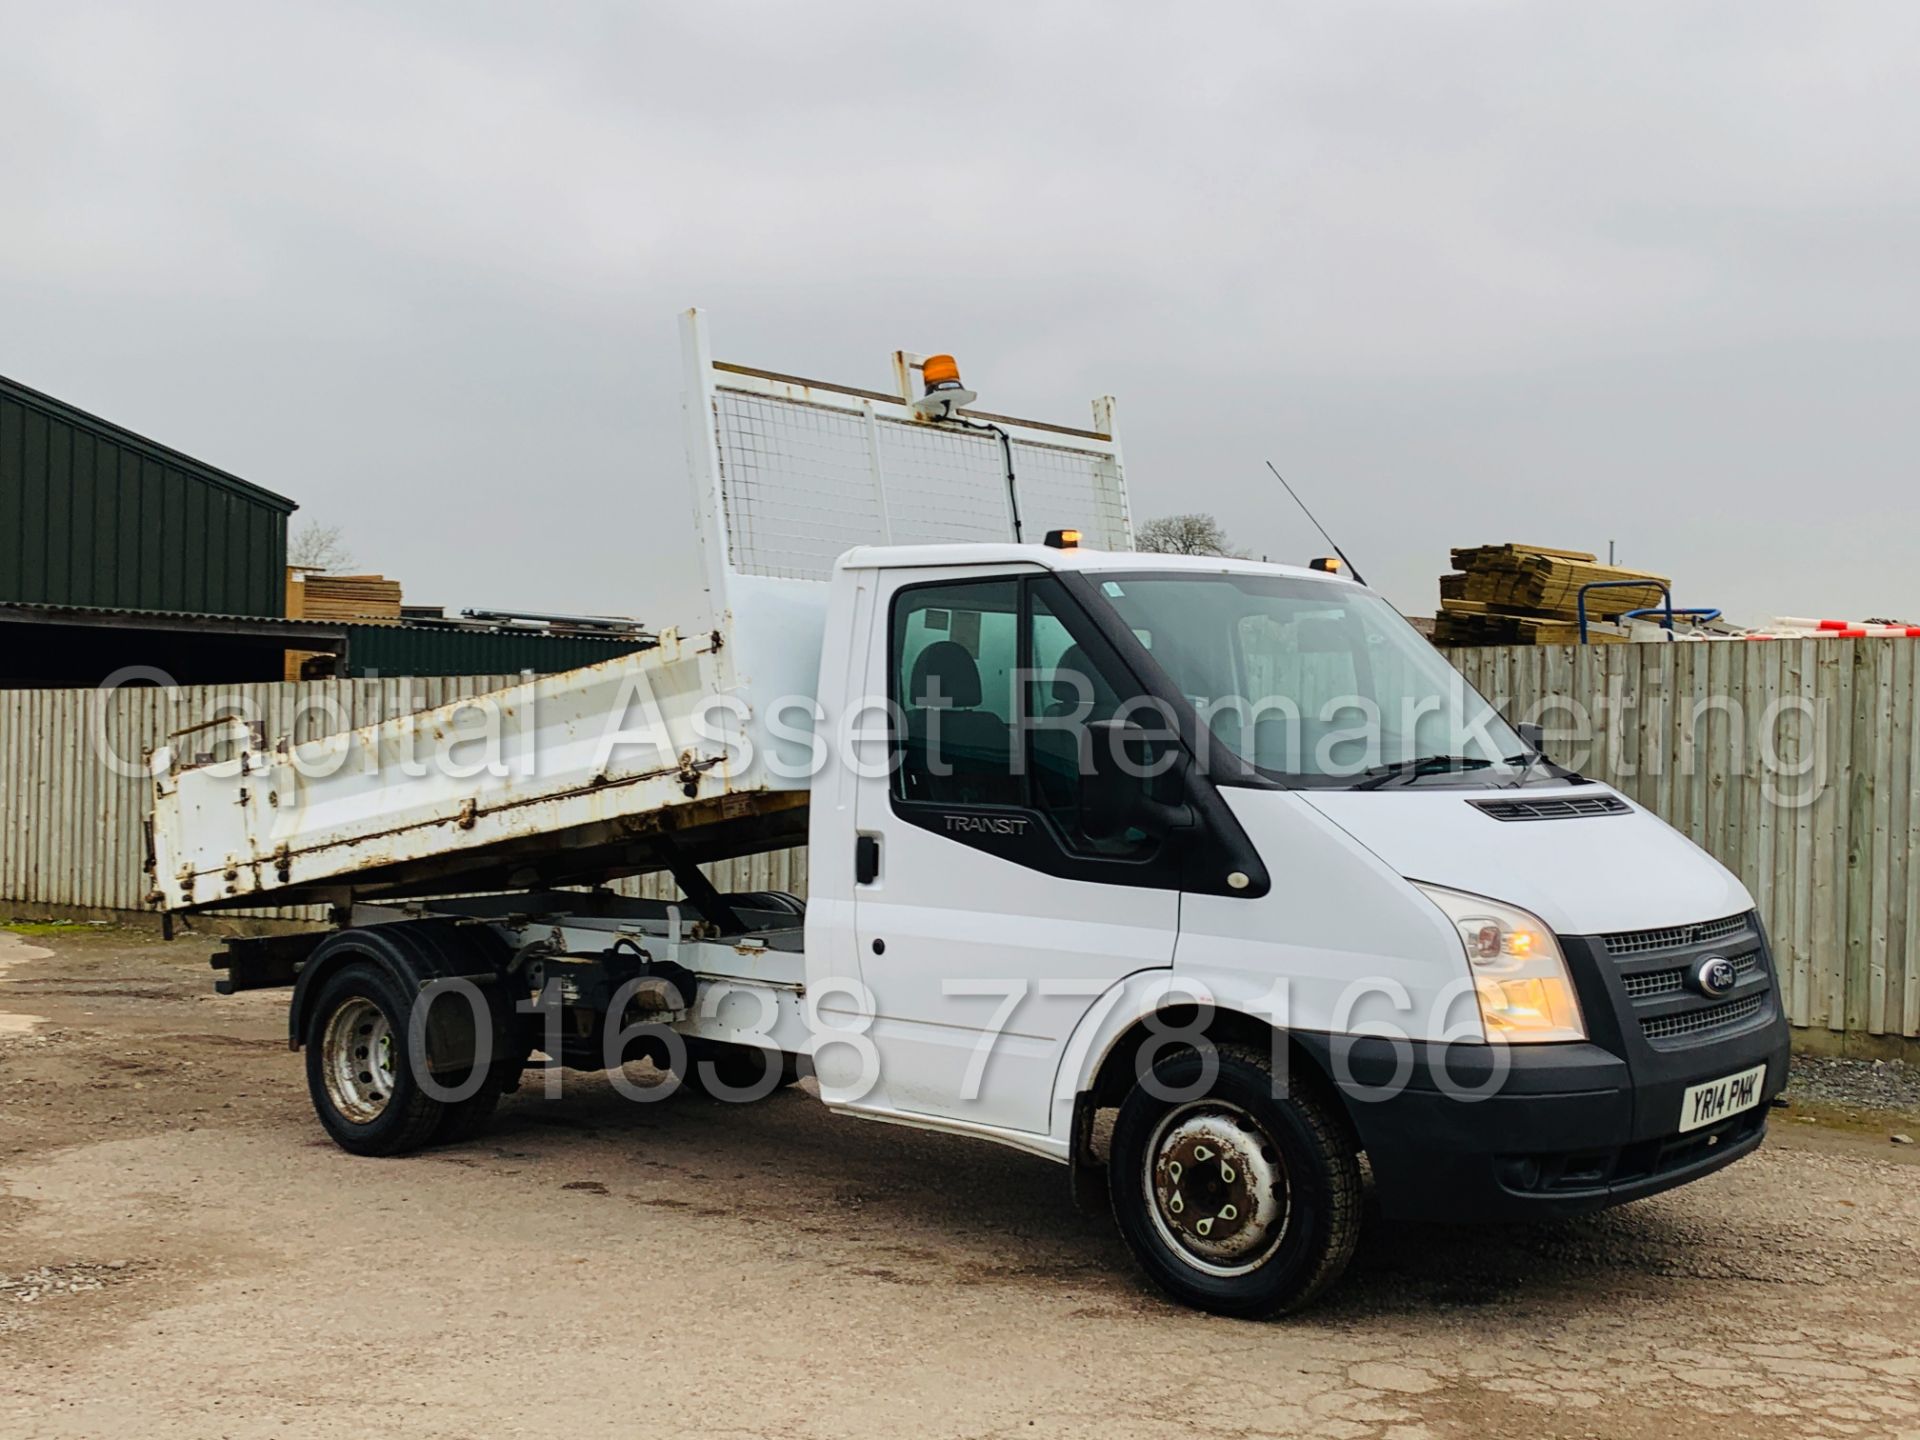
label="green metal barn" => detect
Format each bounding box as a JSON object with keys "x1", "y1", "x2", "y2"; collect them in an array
[
  {"x1": 0, "y1": 373, "x2": 312, "y2": 684},
  {"x1": 0, "y1": 373, "x2": 295, "y2": 616}
]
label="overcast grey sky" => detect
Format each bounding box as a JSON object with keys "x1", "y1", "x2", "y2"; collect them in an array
[{"x1": 4, "y1": 1, "x2": 1917, "y2": 626}]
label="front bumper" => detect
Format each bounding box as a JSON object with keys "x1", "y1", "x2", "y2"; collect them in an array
[{"x1": 1299, "y1": 913, "x2": 1793, "y2": 1223}]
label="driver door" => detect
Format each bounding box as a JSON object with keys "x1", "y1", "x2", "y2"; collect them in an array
[{"x1": 850, "y1": 569, "x2": 1179, "y2": 1137}]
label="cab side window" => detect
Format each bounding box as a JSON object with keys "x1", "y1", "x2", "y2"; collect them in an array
[
  {"x1": 893, "y1": 579, "x2": 1020, "y2": 807},
  {"x1": 891, "y1": 576, "x2": 1169, "y2": 864},
  {"x1": 1027, "y1": 581, "x2": 1160, "y2": 860}
]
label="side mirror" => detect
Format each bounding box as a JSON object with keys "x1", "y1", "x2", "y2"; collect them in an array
[
  {"x1": 1083, "y1": 721, "x2": 1194, "y2": 842},
  {"x1": 1516, "y1": 721, "x2": 1546, "y2": 756}
]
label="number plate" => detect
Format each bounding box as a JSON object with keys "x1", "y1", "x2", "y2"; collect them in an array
[{"x1": 1678, "y1": 1063, "x2": 1767, "y2": 1133}]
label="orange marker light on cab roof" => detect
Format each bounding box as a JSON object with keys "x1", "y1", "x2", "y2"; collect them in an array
[{"x1": 1044, "y1": 528, "x2": 1081, "y2": 550}]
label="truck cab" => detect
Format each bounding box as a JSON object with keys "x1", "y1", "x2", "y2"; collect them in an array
[{"x1": 801, "y1": 536, "x2": 1789, "y2": 1314}]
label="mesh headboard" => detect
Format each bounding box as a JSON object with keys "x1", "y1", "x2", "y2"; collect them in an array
[{"x1": 682, "y1": 311, "x2": 1131, "y2": 586}]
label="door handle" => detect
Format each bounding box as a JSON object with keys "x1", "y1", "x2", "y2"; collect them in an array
[{"x1": 855, "y1": 834, "x2": 880, "y2": 885}]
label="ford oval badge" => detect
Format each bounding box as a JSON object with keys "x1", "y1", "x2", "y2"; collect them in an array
[{"x1": 1691, "y1": 955, "x2": 1739, "y2": 999}]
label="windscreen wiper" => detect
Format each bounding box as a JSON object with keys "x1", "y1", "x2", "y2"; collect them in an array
[
  {"x1": 1350, "y1": 755, "x2": 1495, "y2": 790},
  {"x1": 1498, "y1": 748, "x2": 1590, "y2": 788}
]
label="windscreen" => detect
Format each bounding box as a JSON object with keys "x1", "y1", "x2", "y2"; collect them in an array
[{"x1": 1090, "y1": 572, "x2": 1524, "y2": 784}]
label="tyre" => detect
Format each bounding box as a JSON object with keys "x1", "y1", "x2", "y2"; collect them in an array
[
  {"x1": 1108, "y1": 1042, "x2": 1361, "y2": 1318},
  {"x1": 304, "y1": 961, "x2": 446, "y2": 1156},
  {"x1": 432, "y1": 1066, "x2": 507, "y2": 1144},
  {"x1": 679, "y1": 1039, "x2": 806, "y2": 1101},
  {"x1": 432, "y1": 1021, "x2": 529, "y2": 1145}
]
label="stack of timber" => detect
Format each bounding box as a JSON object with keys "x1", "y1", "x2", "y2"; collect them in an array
[
  {"x1": 1434, "y1": 544, "x2": 1668, "y2": 646},
  {"x1": 285, "y1": 568, "x2": 405, "y2": 680},
  {"x1": 287, "y1": 570, "x2": 404, "y2": 622}
]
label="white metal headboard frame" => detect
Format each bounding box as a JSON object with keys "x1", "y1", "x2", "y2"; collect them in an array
[{"x1": 678, "y1": 306, "x2": 1131, "y2": 618}]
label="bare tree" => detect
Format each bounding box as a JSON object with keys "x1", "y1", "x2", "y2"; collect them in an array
[
  {"x1": 1134, "y1": 512, "x2": 1248, "y2": 558},
  {"x1": 289, "y1": 521, "x2": 357, "y2": 573}
]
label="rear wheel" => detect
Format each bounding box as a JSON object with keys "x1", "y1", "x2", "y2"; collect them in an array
[
  {"x1": 432, "y1": 1017, "x2": 528, "y2": 1145},
  {"x1": 1109, "y1": 1043, "x2": 1361, "y2": 1318},
  {"x1": 305, "y1": 962, "x2": 445, "y2": 1156},
  {"x1": 433, "y1": 1065, "x2": 511, "y2": 1144}
]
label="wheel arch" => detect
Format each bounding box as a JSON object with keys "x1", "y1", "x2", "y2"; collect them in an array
[
  {"x1": 1081, "y1": 1005, "x2": 1337, "y2": 1109},
  {"x1": 1055, "y1": 973, "x2": 1359, "y2": 1204},
  {"x1": 289, "y1": 921, "x2": 511, "y2": 1059}
]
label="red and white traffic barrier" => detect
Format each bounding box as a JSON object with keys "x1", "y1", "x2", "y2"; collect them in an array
[{"x1": 1767, "y1": 617, "x2": 1920, "y2": 638}]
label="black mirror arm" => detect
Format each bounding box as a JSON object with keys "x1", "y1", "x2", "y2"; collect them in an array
[{"x1": 1141, "y1": 798, "x2": 1197, "y2": 836}]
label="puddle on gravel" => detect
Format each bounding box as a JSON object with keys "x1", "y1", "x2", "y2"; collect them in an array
[{"x1": 0, "y1": 932, "x2": 53, "y2": 1034}]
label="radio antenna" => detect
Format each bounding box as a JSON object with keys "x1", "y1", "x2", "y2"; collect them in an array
[{"x1": 1265, "y1": 460, "x2": 1367, "y2": 586}]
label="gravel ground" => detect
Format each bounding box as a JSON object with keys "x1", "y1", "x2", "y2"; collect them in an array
[
  {"x1": 1785, "y1": 1055, "x2": 1920, "y2": 1118},
  {"x1": 2, "y1": 926, "x2": 1919, "y2": 1439}
]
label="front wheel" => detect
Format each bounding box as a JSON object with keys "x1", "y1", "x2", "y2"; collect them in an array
[{"x1": 1108, "y1": 1043, "x2": 1361, "y2": 1318}]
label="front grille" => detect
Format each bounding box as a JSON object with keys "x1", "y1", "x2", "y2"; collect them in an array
[
  {"x1": 1470, "y1": 794, "x2": 1631, "y2": 822},
  {"x1": 1620, "y1": 952, "x2": 1759, "y2": 1000},
  {"x1": 1640, "y1": 992, "x2": 1766, "y2": 1042},
  {"x1": 1592, "y1": 911, "x2": 1775, "y2": 1051},
  {"x1": 1603, "y1": 912, "x2": 1752, "y2": 957}
]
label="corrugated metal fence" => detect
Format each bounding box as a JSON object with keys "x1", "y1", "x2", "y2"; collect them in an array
[{"x1": 0, "y1": 641, "x2": 1912, "y2": 1044}]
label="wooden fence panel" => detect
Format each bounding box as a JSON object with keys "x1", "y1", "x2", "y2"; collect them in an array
[{"x1": 1448, "y1": 638, "x2": 1920, "y2": 1039}]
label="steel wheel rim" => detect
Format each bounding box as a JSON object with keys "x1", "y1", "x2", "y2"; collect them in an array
[
  {"x1": 1143, "y1": 1100, "x2": 1290, "y2": 1277},
  {"x1": 322, "y1": 996, "x2": 397, "y2": 1124}
]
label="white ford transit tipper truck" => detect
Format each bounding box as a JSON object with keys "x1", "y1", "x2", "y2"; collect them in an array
[{"x1": 151, "y1": 312, "x2": 1790, "y2": 1316}]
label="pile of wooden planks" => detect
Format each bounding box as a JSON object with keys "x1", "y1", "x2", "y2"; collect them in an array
[
  {"x1": 1434, "y1": 544, "x2": 1668, "y2": 646},
  {"x1": 285, "y1": 568, "x2": 405, "y2": 680},
  {"x1": 287, "y1": 569, "x2": 404, "y2": 622}
]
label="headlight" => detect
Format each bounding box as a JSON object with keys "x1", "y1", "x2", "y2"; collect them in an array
[{"x1": 1414, "y1": 883, "x2": 1586, "y2": 1043}]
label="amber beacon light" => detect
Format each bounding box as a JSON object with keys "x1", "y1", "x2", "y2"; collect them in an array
[{"x1": 911, "y1": 353, "x2": 978, "y2": 418}]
